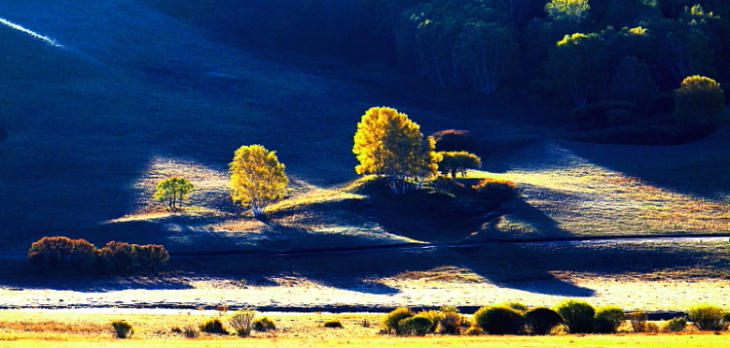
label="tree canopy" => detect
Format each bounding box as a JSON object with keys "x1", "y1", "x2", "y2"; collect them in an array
[
  {"x1": 229, "y1": 144, "x2": 289, "y2": 217},
  {"x1": 353, "y1": 106, "x2": 439, "y2": 194},
  {"x1": 152, "y1": 176, "x2": 194, "y2": 211}
]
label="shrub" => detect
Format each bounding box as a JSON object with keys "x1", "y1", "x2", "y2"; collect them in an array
[
  {"x1": 626, "y1": 311, "x2": 648, "y2": 332},
  {"x1": 472, "y1": 178, "x2": 518, "y2": 204},
  {"x1": 472, "y1": 305, "x2": 525, "y2": 335},
  {"x1": 500, "y1": 302, "x2": 528, "y2": 313},
  {"x1": 439, "y1": 305, "x2": 460, "y2": 314},
  {"x1": 183, "y1": 324, "x2": 200, "y2": 338},
  {"x1": 111, "y1": 320, "x2": 134, "y2": 339},
  {"x1": 431, "y1": 129, "x2": 478, "y2": 153},
  {"x1": 524, "y1": 307, "x2": 564, "y2": 335},
  {"x1": 70, "y1": 239, "x2": 97, "y2": 267},
  {"x1": 228, "y1": 309, "x2": 256, "y2": 337},
  {"x1": 252, "y1": 317, "x2": 276, "y2": 331},
  {"x1": 464, "y1": 326, "x2": 483, "y2": 336},
  {"x1": 398, "y1": 316, "x2": 432, "y2": 336},
  {"x1": 323, "y1": 319, "x2": 343, "y2": 328},
  {"x1": 664, "y1": 317, "x2": 687, "y2": 332},
  {"x1": 97, "y1": 241, "x2": 136, "y2": 274},
  {"x1": 27, "y1": 236, "x2": 75, "y2": 269},
  {"x1": 438, "y1": 312, "x2": 462, "y2": 335},
  {"x1": 688, "y1": 304, "x2": 727, "y2": 331},
  {"x1": 674, "y1": 75, "x2": 724, "y2": 125},
  {"x1": 416, "y1": 310, "x2": 443, "y2": 333},
  {"x1": 135, "y1": 244, "x2": 169, "y2": 274},
  {"x1": 381, "y1": 307, "x2": 414, "y2": 334},
  {"x1": 200, "y1": 318, "x2": 228, "y2": 334},
  {"x1": 646, "y1": 91, "x2": 675, "y2": 116},
  {"x1": 594, "y1": 306, "x2": 625, "y2": 333},
  {"x1": 570, "y1": 101, "x2": 638, "y2": 130},
  {"x1": 554, "y1": 300, "x2": 595, "y2": 333}
]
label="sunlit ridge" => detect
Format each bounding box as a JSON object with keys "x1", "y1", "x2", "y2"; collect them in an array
[{"x1": 0, "y1": 18, "x2": 63, "y2": 48}]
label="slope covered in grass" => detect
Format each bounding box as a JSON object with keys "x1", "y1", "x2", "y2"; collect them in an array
[{"x1": 0, "y1": 0, "x2": 728, "y2": 256}]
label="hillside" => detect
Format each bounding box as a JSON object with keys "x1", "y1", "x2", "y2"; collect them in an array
[{"x1": 0, "y1": 0, "x2": 728, "y2": 257}]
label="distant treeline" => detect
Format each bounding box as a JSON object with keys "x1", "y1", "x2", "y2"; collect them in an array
[{"x1": 148, "y1": 0, "x2": 730, "y2": 106}]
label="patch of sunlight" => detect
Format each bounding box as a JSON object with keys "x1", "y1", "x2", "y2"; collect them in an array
[{"x1": 0, "y1": 18, "x2": 63, "y2": 48}]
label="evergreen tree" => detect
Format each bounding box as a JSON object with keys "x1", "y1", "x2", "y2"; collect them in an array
[
  {"x1": 229, "y1": 145, "x2": 289, "y2": 217},
  {"x1": 674, "y1": 75, "x2": 724, "y2": 124},
  {"x1": 353, "y1": 106, "x2": 439, "y2": 194}
]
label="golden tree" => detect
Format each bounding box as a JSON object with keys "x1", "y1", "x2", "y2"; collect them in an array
[
  {"x1": 353, "y1": 106, "x2": 439, "y2": 194},
  {"x1": 229, "y1": 144, "x2": 288, "y2": 217}
]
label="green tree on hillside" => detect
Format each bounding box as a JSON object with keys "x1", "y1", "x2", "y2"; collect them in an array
[
  {"x1": 153, "y1": 177, "x2": 194, "y2": 211},
  {"x1": 438, "y1": 151, "x2": 482, "y2": 178},
  {"x1": 546, "y1": 32, "x2": 608, "y2": 106},
  {"x1": 674, "y1": 75, "x2": 724, "y2": 124},
  {"x1": 545, "y1": 0, "x2": 591, "y2": 22},
  {"x1": 353, "y1": 106, "x2": 439, "y2": 194},
  {"x1": 229, "y1": 144, "x2": 289, "y2": 218}
]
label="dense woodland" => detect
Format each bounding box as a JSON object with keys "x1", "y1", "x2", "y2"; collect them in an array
[{"x1": 145, "y1": 0, "x2": 730, "y2": 145}]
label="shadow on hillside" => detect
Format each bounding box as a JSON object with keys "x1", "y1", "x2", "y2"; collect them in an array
[{"x1": 561, "y1": 133, "x2": 730, "y2": 199}]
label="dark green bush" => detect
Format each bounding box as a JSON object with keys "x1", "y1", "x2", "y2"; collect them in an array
[
  {"x1": 570, "y1": 101, "x2": 638, "y2": 130},
  {"x1": 594, "y1": 306, "x2": 625, "y2": 333},
  {"x1": 645, "y1": 91, "x2": 675, "y2": 116},
  {"x1": 674, "y1": 75, "x2": 725, "y2": 125},
  {"x1": 524, "y1": 307, "x2": 564, "y2": 335},
  {"x1": 252, "y1": 317, "x2": 276, "y2": 331},
  {"x1": 688, "y1": 304, "x2": 728, "y2": 331},
  {"x1": 431, "y1": 129, "x2": 478, "y2": 153},
  {"x1": 554, "y1": 300, "x2": 595, "y2": 333},
  {"x1": 464, "y1": 326, "x2": 483, "y2": 335},
  {"x1": 381, "y1": 307, "x2": 413, "y2": 334},
  {"x1": 323, "y1": 319, "x2": 343, "y2": 328},
  {"x1": 200, "y1": 318, "x2": 228, "y2": 334},
  {"x1": 500, "y1": 302, "x2": 528, "y2": 313},
  {"x1": 626, "y1": 311, "x2": 648, "y2": 332},
  {"x1": 472, "y1": 178, "x2": 518, "y2": 204},
  {"x1": 398, "y1": 316, "x2": 432, "y2": 336},
  {"x1": 438, "y1": 312, "x2": 462, "y2": 335},
  {"x1": 415, "y1": 310, "x2": 443, "y2": 333},
  {"x1": 437, "y1": 151, "x2": 482, "y2": 178},
  {"x1": 472, "y1": 305, "x2": 525, "y2": 335},
  {"x1": 664, "y1": 317, "x2": 687, "y2": 332},
  {"x1": 111, "y1": 320, "x2": 134, "y2": 339}
]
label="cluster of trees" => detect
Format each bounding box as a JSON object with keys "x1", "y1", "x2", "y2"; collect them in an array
[
  {"x1": 353, "y1": 106, "x2": 485, "y2": 194},
  {"x1": 27, "y1": 236, "x2": 169, "y2": 274}
]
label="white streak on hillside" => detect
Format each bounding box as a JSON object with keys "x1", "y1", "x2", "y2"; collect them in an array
[{"x1": 0, "y1": 18, "x2": 62, "y2": 48}]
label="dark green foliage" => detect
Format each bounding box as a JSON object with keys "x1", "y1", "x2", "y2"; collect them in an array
[
  {"x1": 664, "y1": 317, "x2": 687, "y2": 332},
  {"x1": 323, "y1": 319, "x2": 343, "y2": 328},
  {"x1": 429, "y1": 176, "x2": 463, "y2": 196},
  {"x1": 570, "y1": 101, "x2": 639, "y2": 130},
  {"x1": 546, "y1": 32, "x2": 609, "y2": 106},
  {"x1": 646, "y1": 91, "x2": 676, "y2": 116},
  {"x1": 594, "y1": 306, "x2": 625, "y2": 333},
  {"x1": 554, "y1": 300, "x2": 595, "y2": 333},
  {"x1": 524, "y1": 307, "x2": 564, "y2": 335},
  {"x1": 674, "y1": 75, "x2": 725, "y2": 125},
  {"x1": 432, "y1": 129, "x2": 478, "y2": 153},
  {"x1": 472, "y1": 305, "x2": 525, "y2": 335},
  {"x1": 200, "y1": 318, "x2": 228, "y2": 335},
  {"x1": 437, "y1": 151, "x2": 482, "y2": 178},
  {"x1": 111, "y1": 320, "x2": 134, "y2": 339},
  {"x1": 381, "y1": 307, "x2": 414, "y2": 334},
  {"x1": 438, "y1": 312, "x2": 462, "y2": 335},
  {"x1": 472, "y1": 178, "x2": 518, "y2": 204},
  {"x1": 415, "y1": 310, "x2": 443, "y2": 333},
  {"x1": 500, "y1": 302, "x2": 529, "y2": 313},
  {"x1": 626, "y1": 311, "x2": 648, "y2": 332},
  {"x1": 687, "y1": 304, "x2": 728, "y2": 331},
  {"x1": 398, "y1": 316, "x2": 432, "y2": 336},
  {"x1": 252, "y1": 317, "x2": 277, "y2": 331}
]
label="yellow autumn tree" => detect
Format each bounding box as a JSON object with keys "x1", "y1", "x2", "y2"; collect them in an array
[
  {"x1": 152, "y1": 176, "x2": 194, "y2": 211},
  {"x1": 229, "y1": 144, "x2": 288, "y2": 217},
  {"x1": 353, "y1": 106, "x2": 440, "y2": 194}
]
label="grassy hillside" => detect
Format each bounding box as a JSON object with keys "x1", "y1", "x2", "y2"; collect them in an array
[{"x1": 0, "y1": 0, "x2": 728, "y2": 257}]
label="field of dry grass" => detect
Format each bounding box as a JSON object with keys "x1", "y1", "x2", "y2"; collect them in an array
[{"x1": 0, "y1": 310, "x2": 728, "y2": 348}]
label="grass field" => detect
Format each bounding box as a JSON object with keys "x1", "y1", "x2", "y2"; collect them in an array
[{"x1": 0, "y1": 311, "x2": 728, "y2": 348}]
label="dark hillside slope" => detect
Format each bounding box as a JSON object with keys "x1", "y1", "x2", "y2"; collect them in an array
[{"x1": 0, "y1": 0, "x2": 390, "y2": 248}]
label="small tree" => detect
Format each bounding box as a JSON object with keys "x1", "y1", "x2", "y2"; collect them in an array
[
  {"x1": 674, "y1": 75, "x2": 724, "y2": 125},
  {"x1": 229, "y1": 144, "x2": 289, "y2": 218},
  {"x1": 353, "y1": 107, "x2": 439, "y2": 194},
  {"x1": 438, "y1": 151, "x2": 482, "y2": 178},
  {"x1": 152, "y1": 176, "x2": 194, "y2": 211}
]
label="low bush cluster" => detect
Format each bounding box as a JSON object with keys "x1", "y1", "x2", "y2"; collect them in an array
[
  {"x1": 28, "y1": 236, "x2": 169, "y2": 275},
  {"x1": 381, "y1": 301, "x2": 730, "y2": 337}
]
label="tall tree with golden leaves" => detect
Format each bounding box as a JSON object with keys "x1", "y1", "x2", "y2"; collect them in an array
[
  {"x1": 229, "y1": 145, "x2": 288, "y2": 217},
  {"x1": 353, "y1": 106, "x2": 439, "y2": 194}
]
